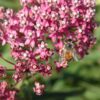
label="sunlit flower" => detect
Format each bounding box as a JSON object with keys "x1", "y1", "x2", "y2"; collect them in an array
[{"x1": 0, "y1": 0, "x2": 96, "y2": 96}]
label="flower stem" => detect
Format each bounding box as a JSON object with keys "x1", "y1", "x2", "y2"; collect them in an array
[
  {"x1": 6, "y1": 68, "x2": 15, "y2": 71},
  {"x1": 0, "y1": 56, "x2": 15, "y2": 65}
]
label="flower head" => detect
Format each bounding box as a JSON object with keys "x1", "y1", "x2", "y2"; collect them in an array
[{"x1": 0, "y1": 0, "x2": 96, "y2": 96}]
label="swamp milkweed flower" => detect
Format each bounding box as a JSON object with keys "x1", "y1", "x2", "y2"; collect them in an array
[{"x1": 0, "y1": 0, "x2": 96, "y2": 98}]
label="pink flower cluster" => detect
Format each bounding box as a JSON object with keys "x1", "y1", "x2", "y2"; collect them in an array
[
  {"x1": 0, "y1": 81, "x2": 16, "y2": 100},
  {"x1": 0, "y1": 0, "x2": 96, "y2": 96}
]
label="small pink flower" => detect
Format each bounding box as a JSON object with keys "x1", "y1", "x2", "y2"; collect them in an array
[
  {"x1": 13, "y1": 72, "x2": 23, "y2": 82},
  {"x1": 20, "y1": 0, "x2": 34, "y2": 5},
  {"x1": 33, "y1": 82, "x2": 45, "y2": 95},
  {"x1": 0, "y1": 66, "x2": 6, "y2": 77},
  {"x1": 39, "y1": 64, "x2": 52, "y2": 76},
  {"x1": 0, "y1": 7, "x2": 4, "y2": 19},
  {"x1": 0, "y1": 81, "x2": 7, "y2": 94},
  {"x1": 56, "y1": 60, "x2": 68, "y2": 71}
]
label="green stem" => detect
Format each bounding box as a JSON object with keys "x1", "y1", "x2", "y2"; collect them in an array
[{"x1": 1, "y1": 56, "x2": 15, "y2": 65}]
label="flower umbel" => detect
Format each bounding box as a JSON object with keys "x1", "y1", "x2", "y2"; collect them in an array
[{"x1": 0, "y1": 0, "x2": 96, "y2": 97}]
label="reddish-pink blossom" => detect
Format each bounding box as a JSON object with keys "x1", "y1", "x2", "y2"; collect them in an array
[
  {"x1": 33, "y1": 82, "x2": 45, "y2": 95},
  {"x1": 0, "y1": 0, "x2": 96, "y2": 96},
  {"x1": 0, "y1": 81, "x2": 16, "y2": 100}
]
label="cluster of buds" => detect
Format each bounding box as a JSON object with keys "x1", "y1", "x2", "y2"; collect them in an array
[{"x1": 0, "y1": 0, "x2": 96, "y2": 98}]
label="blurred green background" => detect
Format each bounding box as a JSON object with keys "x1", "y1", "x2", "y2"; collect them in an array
[{"x1": 0, "y1": 0, "x2": 100, "y2": 100}]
